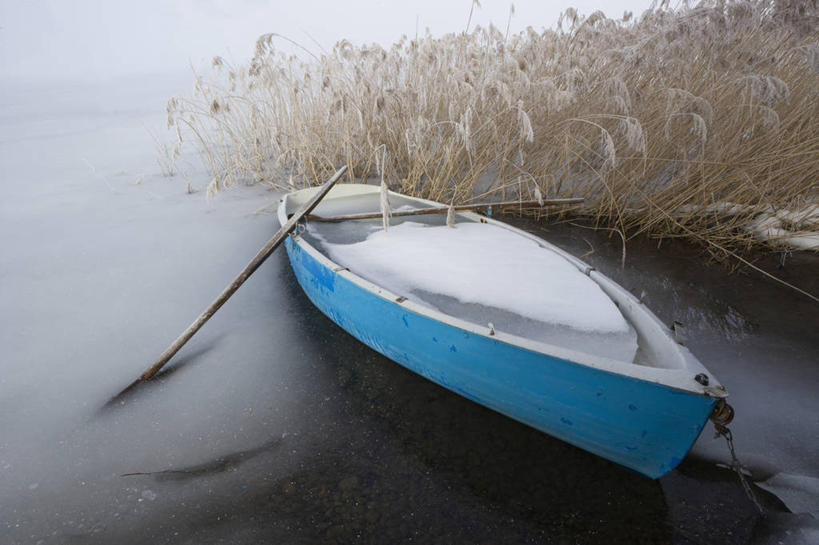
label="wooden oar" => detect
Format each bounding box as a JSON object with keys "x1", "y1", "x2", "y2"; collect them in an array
[
  {"x1": 307, "y1": 197, "x2": 584, "y2": 222},
  {"x1": 118, "y1": 166, "x2": 348, "y2": 395}
]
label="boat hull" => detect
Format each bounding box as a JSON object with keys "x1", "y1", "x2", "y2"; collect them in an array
[{"x1": 284, "y1": 236, "x2": 715, "y2": 478}]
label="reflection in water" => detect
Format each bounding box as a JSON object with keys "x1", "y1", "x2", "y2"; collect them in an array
[
  {"x1": 120, "y1": 438, "x2": 283, "y2": 482},
  {"x1": 98, "y1": 338, "x2": 224, "y2": 413}
]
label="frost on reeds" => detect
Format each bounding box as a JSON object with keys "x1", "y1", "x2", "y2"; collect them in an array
[{"x1": 166, "y1": 0, "x2": 819, "y2": 254}]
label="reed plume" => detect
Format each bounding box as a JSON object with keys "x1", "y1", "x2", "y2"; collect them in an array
[{"x1": 165, "y1": 0, "x2": 819, "y2": 254}]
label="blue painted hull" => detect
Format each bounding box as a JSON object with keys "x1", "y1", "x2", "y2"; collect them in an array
[{"x1": 285, "y1": 237, "x2": 715, "y2": 478}]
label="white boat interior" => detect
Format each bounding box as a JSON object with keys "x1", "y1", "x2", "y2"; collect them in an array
[{"x1": 282, "y1": 184, "x2": 726, "y2": 395}]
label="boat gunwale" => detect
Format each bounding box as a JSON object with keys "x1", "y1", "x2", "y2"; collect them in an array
[{"x1": 278, "y1": 184, "x2": 726, "y2": 399}]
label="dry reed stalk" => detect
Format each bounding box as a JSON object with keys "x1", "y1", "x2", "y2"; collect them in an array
[{"x1": 164, "y1": 1, "x2": 819, "y2": 263}]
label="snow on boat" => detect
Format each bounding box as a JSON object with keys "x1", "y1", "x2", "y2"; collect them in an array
[{"x1": 278, "y1": 183, "x2": 728, "y2": 478}]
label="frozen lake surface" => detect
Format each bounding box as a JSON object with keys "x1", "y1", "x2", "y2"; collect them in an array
[{"x1": 1, "y1": 75, "x2": 818, "y2": 544}]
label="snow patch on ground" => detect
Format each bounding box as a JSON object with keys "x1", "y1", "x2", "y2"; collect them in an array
[
  {"x1": 747, "y1": 204, "x2": 819, "y2": 250},
  {"x1": 676, "y1": 200, "x2": 819, "y2": 250}
]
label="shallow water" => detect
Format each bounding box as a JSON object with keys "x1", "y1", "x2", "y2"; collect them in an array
[{"x1": 2, "y1": 76, "x2": 818, "y2": 544}]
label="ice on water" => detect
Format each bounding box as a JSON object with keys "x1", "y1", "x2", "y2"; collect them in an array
[
  {"x1": 305, "y1": 200, "x2": 639, "y2": 362},
  {"x1": 757, "y1": 473, "x2": 819, "y2": 516}
]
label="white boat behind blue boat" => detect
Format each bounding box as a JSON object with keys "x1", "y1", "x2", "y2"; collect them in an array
[{"x1": 278, "y1": 183, "x2": 728, "y2": 478}]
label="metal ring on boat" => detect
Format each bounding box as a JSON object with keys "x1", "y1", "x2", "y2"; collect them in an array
[{"x1": 710, "y1": 399, "x2": 735, "y2": 429}]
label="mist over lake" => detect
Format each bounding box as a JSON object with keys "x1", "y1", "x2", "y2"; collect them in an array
[{"x1": 2, "y1": 2, "x2": 818, "y2": 544}]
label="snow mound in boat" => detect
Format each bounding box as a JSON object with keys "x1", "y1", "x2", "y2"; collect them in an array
[{"x1": 316, "y1": 220, "x2": 639, "y2": 361}]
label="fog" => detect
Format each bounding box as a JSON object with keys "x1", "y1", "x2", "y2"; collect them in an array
[
  {"x1": 1, "y1": 0, "x2": 652, "y2": 80},
  {"x1": 2, "y1": 1, "x2": 818, "y2": 543}
]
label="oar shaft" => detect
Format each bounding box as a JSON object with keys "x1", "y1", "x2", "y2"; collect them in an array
[
  {"x1": 137, "y1": 166, "x2": 348, "y2": 382},
  {"x1": 307, "y1": 197, "x2": 584, "y2": 223}
]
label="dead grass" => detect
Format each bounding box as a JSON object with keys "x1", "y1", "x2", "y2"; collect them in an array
[{"x1": 165, "y1": 1, "x2": 819, "y2": 256}]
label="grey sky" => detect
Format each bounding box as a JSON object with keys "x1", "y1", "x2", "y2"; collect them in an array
[{"x1": 0, "y1": 1, "x2": 653, "y2": 80}]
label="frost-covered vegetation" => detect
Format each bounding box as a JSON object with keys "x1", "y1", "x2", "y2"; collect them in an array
[{"x1": 167, "y1": 0, "x2": 819, "y2": 253}]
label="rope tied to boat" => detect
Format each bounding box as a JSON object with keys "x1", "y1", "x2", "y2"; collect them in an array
[{"x1": 710, "y1": 400, "x2": 764, "y2": 514}]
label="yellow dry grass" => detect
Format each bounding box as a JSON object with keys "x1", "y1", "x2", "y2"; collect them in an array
[{"x1": 166, "y1": 1, "x2": 819, "y2": 256}]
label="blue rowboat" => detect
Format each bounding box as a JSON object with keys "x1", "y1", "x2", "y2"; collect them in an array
[{"x1": 278, "y1": 184, "x2": 728, "y2": 478}]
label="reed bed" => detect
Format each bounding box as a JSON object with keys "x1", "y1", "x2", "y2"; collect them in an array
[{"x1": 166, "y1": 0, "x2": 819, "y2": 256}]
